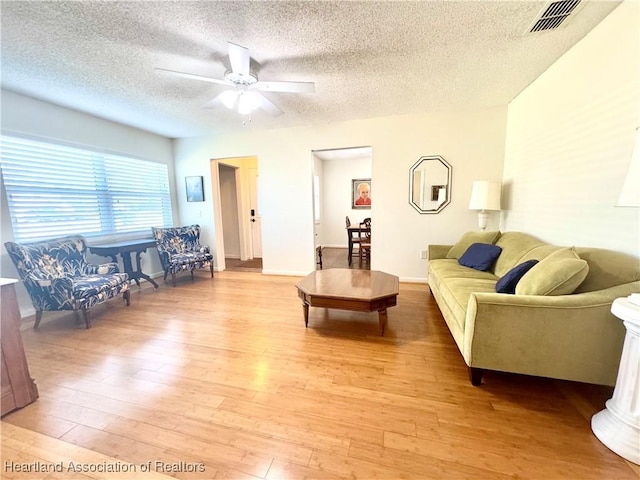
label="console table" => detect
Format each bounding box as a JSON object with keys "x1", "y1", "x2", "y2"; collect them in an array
[
  {"x1": 591, "y1": 297, "x2": 640, "y2": 465},
  {"x1": 90, "y1": 239, "x2": 159, "y2": 289}
]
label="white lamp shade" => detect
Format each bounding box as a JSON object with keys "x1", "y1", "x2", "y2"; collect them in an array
[
  {"x1": 219, "y1": 90, "x2": 239, "y2": 109},
  {"x1": 238, "y1": 91, "x2": 262, "y2": 115},
  {"x1": 469, "y1": 181, "x2": 502, "y2": 211},
  {"x1": 617, "y1": 128, "x2": 640, "y2": 207}
]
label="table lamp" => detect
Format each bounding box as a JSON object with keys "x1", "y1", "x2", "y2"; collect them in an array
[{"x1": 469, "y1": 180, "x2": 502, "y2": 231}]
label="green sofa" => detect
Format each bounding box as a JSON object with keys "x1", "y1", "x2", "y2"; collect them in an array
[{"x1": 428, "y1": 231, "x2": 640, "y2": 386}]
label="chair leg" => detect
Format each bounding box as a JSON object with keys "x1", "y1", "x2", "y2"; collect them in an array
[
  {"x1": 191, "y1": 271, "x2": 194, "y2": 281},
  {"x1": 171, "y1": 273, "x2": 176, "y2": 287},
  {"x1": 34, "y1": 311, "x2": 43, "y2": 329},
  {"x1": 81, "y1": 308, "x2": 91, "y2": 329},
  {"x1": 163, "y1": 271, "x2": 168, "y2": 281},
  {"x1": 210, "y1": 262, "x2": 214, "y2": 278},
  {"x1": 123, "y1": 290, "x2": 131, "y2": 306}
]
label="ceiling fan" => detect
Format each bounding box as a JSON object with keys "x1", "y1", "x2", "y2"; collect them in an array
[{"x1": 157, "y1": 42, "x2": 315, "y2": 116}]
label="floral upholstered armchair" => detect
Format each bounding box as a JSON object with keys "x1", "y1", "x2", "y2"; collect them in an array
[
  {"x1": 151, "y1": 225, "x2": 214, "y2": 287},
  {"x1": 4, "y1": 235, "x2": 130, "y2": 329}
]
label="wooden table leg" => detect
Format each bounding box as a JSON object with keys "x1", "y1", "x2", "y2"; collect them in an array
[
  {"x1": 303, "y1": 303, "x2": 309, "y2": 327},
  {"x1": 378, "y1": 308, "x2": 387, "y2": 336}
]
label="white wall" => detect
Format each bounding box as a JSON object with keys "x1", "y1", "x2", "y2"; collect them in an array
[
  {"x1": 503, "y1": 0, "x2": 640, "y2": 257},
  {"x1": 174, "y1": 107, "x2": 507, "y2": 281},
  {"x1": 320, "y1": 155, "x2": 372, "y2": 247},
  {"x1": 0, "y1": 90, "x2": 176, "y2": 316}
]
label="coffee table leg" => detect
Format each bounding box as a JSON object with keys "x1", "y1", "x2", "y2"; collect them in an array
[
  {"x1": 303, "y1": 303, "x2": 309, "y2": 327},
  {"x1": 378, "y1": 309, "x2": 387, "y2": 336}
]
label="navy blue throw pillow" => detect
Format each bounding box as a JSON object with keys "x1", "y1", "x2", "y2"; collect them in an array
[
  {"x1": 496, "y1": 260, "x2": 539, "y2": 294},
  {"x1": 458, "y1": 243, "x2": 502, "y2": 271}
]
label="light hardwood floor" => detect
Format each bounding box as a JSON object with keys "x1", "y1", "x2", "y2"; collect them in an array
[{"x1": 2, "y1": 271, "x2": 637, "y2": 479}]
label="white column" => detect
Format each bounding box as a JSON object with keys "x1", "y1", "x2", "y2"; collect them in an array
[{"x1": 591, "y1": 297, "x2": 640, "y2": 465}]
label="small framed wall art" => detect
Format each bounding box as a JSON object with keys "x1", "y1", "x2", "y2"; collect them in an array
[
  {"x1": 185, "y1": 176, "x2": 204, "y2": 202},
  {"x1": 352, "y1": 178, "x2": 371, "y2": 209}
]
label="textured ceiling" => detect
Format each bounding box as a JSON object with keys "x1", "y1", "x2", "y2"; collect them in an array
[{"x1": 0, "y1": 1, "x2": 621, "y2": 139}]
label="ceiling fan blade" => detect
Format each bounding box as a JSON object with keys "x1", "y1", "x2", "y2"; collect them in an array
[
  {"x1": 254, "y1": 81, "x2": 316, "y2": 94},
  {"x1": 258, "y1": 95, "x2": 283, "y2": 117},
  {"x1": 156, "y1": 67, "x2": 229, "y2": 86},
  {"x1": 228, "y1": 42, "x2": 250, "y2": 76}
]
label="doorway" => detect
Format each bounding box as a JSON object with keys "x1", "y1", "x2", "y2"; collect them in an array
[
  {"x1": 211, "y1": 156, "x2": 263, "y2": 272},
  {"x1": 311, "y1": 146, "x2": 372, "y2": 270}
]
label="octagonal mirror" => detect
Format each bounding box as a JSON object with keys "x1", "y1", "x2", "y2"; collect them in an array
[{"x1": 409, "y1": 155, "x2": 452, "y2": 214}]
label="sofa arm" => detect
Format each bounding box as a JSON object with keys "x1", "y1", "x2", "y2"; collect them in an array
[
  {"x1": 428, "y1": 245, "x2": 452, "y2": 260},
  {"x1": 463, "y1": 282, "x2": 639, "y2": 385}
]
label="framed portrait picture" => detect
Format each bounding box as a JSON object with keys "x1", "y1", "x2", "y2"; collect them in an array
[
  {"x1": 352, "y1": 178, "x2": 371, "y2": 209},
  {"x1": 431, "y1": 184, "x2": 446, "y2": 201},
  {"x1": 185, "y1": 176, "x2": 204, "y2": 202}
]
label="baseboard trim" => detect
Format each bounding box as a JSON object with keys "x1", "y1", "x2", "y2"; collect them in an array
[
  {"x1": 399, "y1": 277, "x2": 428, "y2": 284},
  {"x1": 261, "y1": 269, "x2": 308, "y2": 277}
]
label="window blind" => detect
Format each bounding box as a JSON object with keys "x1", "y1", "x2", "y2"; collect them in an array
[{"x1": 0, "y1": 134, "x2": 173, "y2": 242}]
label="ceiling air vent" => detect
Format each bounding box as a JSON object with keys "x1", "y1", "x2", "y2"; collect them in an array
[{"x1": 529, "y1": 0, "x2": 582, "y2": 33}]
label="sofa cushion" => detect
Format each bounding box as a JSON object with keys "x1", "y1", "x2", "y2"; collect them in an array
[
  {"x1": 446, "y1": 231, "x2": 500, "y2": 259},
  {"x1": 493, "y1": 232, "x2": 546, "y2": 278},
  {"x1": 459, "y1": 243, "x2": 502, "y2": 271},
  {"x1": 516, "y1": 248, "x2": 589, "y2": 296},
  {"x1": 432, "y1": 276, "x2": 497, "y2": 331},
  {"x1": 517, "y1": 245, "x2": 562, "y2": 264},
  {"x1": 574, "y1": 247, "x2": 640, "y2": 293},
  {"x1": 429, "y1": 259, "x2": 498, "y2": 281},
  {"x1": 496, "y1": 260, "x2": 539, "y2": 294}
]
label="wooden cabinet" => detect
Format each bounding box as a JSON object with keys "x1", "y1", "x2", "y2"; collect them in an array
[{"x1": 1, "y1": 278, "x2": 38, "y2": 416}]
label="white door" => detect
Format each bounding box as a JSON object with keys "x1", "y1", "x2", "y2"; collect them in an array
[{"x1": 248, "y1": 168, "x2": 263, "y2": 258}]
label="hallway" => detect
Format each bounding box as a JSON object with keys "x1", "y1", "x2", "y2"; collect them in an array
[{"x1": 225, "y1": 257, "x2": 263, "y2": 272}]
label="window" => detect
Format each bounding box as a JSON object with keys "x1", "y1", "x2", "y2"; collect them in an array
[{"x1": 0, "y1": 134, "x2": 173, "y2": 242}]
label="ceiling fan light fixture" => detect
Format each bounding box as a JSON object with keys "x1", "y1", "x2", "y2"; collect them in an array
[
  {"x1": 238, "y1": 91, "x2": 262, "y2": 115},
  {"x1": 220, "y1": 90, "x2": 238, "y2": 109},
  {"x1": 160, "y1": 42, "x2": 314, "y2": 117}
]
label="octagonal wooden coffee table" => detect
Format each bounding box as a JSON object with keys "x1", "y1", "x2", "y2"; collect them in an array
[{"x1": 296, "y1": 269, "x2": 399, "y2": 336}]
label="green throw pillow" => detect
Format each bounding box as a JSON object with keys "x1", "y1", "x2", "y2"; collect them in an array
[
  {"x1": 446, "y1": 231, "x2": 501, "y2": 259},
  {"x1": 515, "y1": 247, "x2": 589, "y2": 296}
]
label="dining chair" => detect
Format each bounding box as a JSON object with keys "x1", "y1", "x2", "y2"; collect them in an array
[
  {"x1": 316, "y1": 245, "x2": 323, "y2": 270},
  {"x1": 346, "y1": 216, "x2": 363, "y2": 266},
  {"x1": 358, "y1": 218, "x2": 372, "y2": 266}
]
